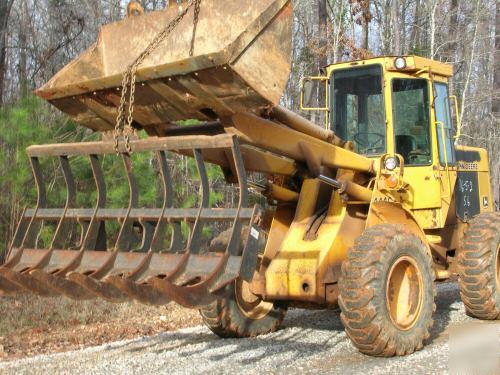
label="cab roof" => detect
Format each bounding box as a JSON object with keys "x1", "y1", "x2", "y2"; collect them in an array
[{"x1": 327, "y1": 55, "x2": 453, "y2": 78}]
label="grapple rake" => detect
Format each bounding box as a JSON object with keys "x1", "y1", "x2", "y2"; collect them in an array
[{"x1": 0, "y1": 134, "x2": 263, "y2": 308}]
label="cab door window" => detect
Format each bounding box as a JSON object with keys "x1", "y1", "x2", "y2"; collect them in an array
[
  {"x1": 434, "y1": 82, "x2": 456, "y2": 165},
  {"x1": 331, "y1": 65, "x2": 386, "y2": 155},
  {"x1": 392, "y1": 79, "x2": 432, "y2": 165}
]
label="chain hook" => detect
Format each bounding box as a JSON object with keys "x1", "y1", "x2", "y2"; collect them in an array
[{"x1": 114, "y1": 0, "x2": 201, "y2": 155}]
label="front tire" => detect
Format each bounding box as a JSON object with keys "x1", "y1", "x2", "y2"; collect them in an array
[
  {"x1": 339, "y1": 224, "x2": 436, "y2": 357},
  {"x1": 199, "y1": 279, "x2": 286, "y2": 338},
  {"x1": 200, "y1": 227, "x2": 286, "y2": 338},
  {"x1": 458, "y1": 212, "x2": 500, "y2": 320}
]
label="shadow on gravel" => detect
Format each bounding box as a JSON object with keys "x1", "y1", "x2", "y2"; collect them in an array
[
  {"x1": 427, "y1": 281, "x2": 462, "y2": 344},
  {"x1": 113, "y1": 308, "x2": 348, "y2": 366},
  {"x1": 284, "y1": 309, "x2": 344, "y2": 331},
  {"x1": 111, "y1": 283, "x2": 462, "y2": 367}
]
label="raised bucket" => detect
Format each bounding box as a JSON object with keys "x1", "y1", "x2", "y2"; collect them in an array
[{"x1": 35, "y1": 0, "x2": 293, "y2": 133}]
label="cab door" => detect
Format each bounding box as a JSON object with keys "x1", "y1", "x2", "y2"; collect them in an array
[
  {"x1": 433, "y1": 81, "x2": 457, "y2": 223},
  {"x1": 391, "y1": 77, "x2": 442, "y2": 218}
]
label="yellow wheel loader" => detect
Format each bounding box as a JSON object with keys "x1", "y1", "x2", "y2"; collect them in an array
[{"x1": 1, "y1": 0, "x2": 498, "y2": 357}]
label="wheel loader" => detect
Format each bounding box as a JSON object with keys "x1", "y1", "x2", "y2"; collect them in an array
[{"x1": 1, "y1": 0, "x2": 498, "y2": 357}]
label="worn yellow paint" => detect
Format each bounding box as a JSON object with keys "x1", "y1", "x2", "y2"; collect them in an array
[
  {"x1": 264, "y1": 180, "x2": 362, "y2": 302},
  {"x1": 323, "y1": 55, "x2": 453, "y2": 78},
  {"x1": 263, "y1": 55, "x2": 494, "y2": 304}
]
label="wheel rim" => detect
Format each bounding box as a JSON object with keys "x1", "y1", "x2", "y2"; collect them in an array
[
  {"x1": 386, "y1": 256, "x2": 424, "y2": 331},
  {"x1": 235, "y1": 279, "x2": 273, "y2": 320}
]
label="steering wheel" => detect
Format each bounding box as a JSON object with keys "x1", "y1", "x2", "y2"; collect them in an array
[
  {"x1": 353, "y1": 132, "x2": 385, "y2": 150},
  {"x1": 408, "y1": 149, "x2": 431, "y2": 163}
]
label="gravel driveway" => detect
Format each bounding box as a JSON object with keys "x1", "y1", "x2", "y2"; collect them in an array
[{"x1": 1, "y1": 282, "x2": 496, "y2": 374}]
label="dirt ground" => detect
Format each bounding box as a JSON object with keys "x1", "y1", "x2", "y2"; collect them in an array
[
  {"x1": 0, "y1": 295, "x2": 202, "y2": 359},
  {"x1": 3, "y1": 283, "x2": 495, "y2": 375}
]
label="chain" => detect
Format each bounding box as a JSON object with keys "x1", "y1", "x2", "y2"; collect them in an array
[
  {"x1": 114, "y1": 0, "x2": 202, "y2": 154},
  {"x1": 189, "y1": 0, "x2": 201, "y2": 57}
]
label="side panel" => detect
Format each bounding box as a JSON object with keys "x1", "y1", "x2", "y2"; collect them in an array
[
  {"x1": 455, "y1": 171, "x2": 480, "y2": 221},
  {"x1": 455, "y1": 148, "x2": 493, "y2": 221}
]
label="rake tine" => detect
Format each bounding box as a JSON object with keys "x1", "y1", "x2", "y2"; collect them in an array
[
  {"x1": 150, "y1": 151, "x2": 173, "y2": 252},
  {"x1": 4, "y1": 157, "x2": 47, "y2": 269},
  {"x1": 157, "y1": 149, "x2": 209, "y2": 283},
  {"x1": 30, "y1": 270, "x2": 96, "y2": 300},
  {"x1": 145, "y1": 149, "x2": 209, "y2": 294},
  {"x1": 105, "y1": 248, "x2": 192, "y2": 304},
  {"x1": 226, "y1": 138, "x2": 249, "y2": 256},
  {"x1": 138, "y1": 219, "x2": 156, "y2": 252},
  {"x1": 81, "y1": 154, "x2": 107, "y2": 251},
  {"x1": 67, "y1": 272, "x2": 129, "y2": 302},
  {"x1": 21, "y1": 157, "x2": 47, "y2": 249},
  {"x1": 146, "y1": 253, "x2": 234, "y2": 308},
  {"x1": 156, "y1": 149, "x2": 182, "y2": 253},
  {"x1": 105, "y1": 275, "x2": 171, "y2": 305},
  {"x1": 115, "y1": 153, "x2": 139, "y2": 251},
  {"x1": 186, "y1": 149, "x2": 210, "y2": 253},
  {"x1": 46, "y1": 154, "x2": 113, "y2": 300},
  {"x1": 51, "y1": 156, "x2": 77, "y2": 250},
  {"x1": 8, "y1": 207, "x2": 28, "y2": 258},
  {"x1": 0, "y1": 273, "x2": 28, "y2": 295},
  {"x1": 0, "y1": 268, "x2": 59, "y2": 297},
  {"x1": 169, "y1": 221, "x2": 184, "y2": 252},
  {"x1": 148, "y1": 276, "x2": 219, "y2": 308},
  {"x1": 63, "y1": 246, "x2": 120, "y2": 299},
  {"x1": 146, "y1": 142, "x2": 243, "y2": 308}
]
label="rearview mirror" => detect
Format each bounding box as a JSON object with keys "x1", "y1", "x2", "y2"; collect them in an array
[
  {"x1": 300, "y1": 77, "x2": 329, "y2": 111},
  {"x1": 302, "y1": 80, "x2": 315, "y2": 108}
]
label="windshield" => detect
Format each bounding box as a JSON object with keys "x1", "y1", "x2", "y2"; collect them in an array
[{"x1": 331, "y1": 65, "x2": 385, "y2": 155}]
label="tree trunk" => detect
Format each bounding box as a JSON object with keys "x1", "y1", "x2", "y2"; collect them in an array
[
  {"x1": 361, "y1": 0, "x2": 370, "y2": 50},
  {"x1": 18, "y1": 0, "x2": 28, "y2": 98},
  {"x1": 317, "y1": 0, "x2": 328, "y2": 125},
  {"x1": 492, "y1": 1, "x2": 499, "y2": 115},
  {"x1": 391, "y1": 0, "x2": 401, "y2": 54},
  {"x1": 318, "y1": 0, "x2": 328, "y2": 70},
  {"x1": 410, "y1": 0, "x2": 421, "y2": 52},
  {"x1": 401, "y1": 0, "x2": 407, "y2": 53},
  {"x1": 110, "y1": 0, "x2": 122, "y2": 21},
  {"x1": 448, "y1": 0, "x2": 459, "y2": 57},
  {"x1": 0, "y1": 0, "x2": 14, "y2": 106}
]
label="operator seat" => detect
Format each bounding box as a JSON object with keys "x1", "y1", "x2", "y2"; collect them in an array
[{"x1": 396, "y1": 135, "x2": 417, "y2": 163}]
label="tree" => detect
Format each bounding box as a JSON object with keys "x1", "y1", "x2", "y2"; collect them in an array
[
  {"x1": 493, "y1": 1, "x2": 499, "y2": 116},
  {"x1": 0, "y1": 0, "x2": 14, "y2": 105}
]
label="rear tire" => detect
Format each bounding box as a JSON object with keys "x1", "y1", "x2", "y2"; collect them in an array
[
  {"x1": 339, "y1": 224, "x2": 436, "y2": 357},
  {"x1": 457, "y1": 212, "x2": 500, "y2": 320}
]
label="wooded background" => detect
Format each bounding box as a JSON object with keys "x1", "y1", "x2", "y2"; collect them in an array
[{"x1": 0, "y1": 0, "x2": 498, "y2": 252}]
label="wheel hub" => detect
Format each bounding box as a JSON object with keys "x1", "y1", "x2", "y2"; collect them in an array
[
  {"x1": 235, "y1": 279, "x2": 273, "y2": 320},
  {"x1": 386, "y1": 256, "x2": 424, "y2": 331}
]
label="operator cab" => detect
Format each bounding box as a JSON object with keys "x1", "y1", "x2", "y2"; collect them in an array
[{"x1": 303, "y1": 56, "x2": 457, "y2": 168}]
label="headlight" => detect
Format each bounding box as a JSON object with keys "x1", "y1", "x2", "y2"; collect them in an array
[
  {"x1": 394, "y1": 57, "x2": 407, "y2": 70},
  {"x1": 384, "y1": 157, "x2": 398, "y2": 171}
]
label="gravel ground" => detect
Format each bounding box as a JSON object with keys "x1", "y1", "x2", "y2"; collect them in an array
[{"x1": 1, "y1": 282, "x2": 497, "y2": 375}]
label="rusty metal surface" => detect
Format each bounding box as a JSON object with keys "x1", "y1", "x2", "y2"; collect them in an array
[
  {"x1": 35, "y1": 0, "x2": 293, "y2": 133},
  {"x1": 0, "y1": 136, "x2": 263, "y2": 307}
]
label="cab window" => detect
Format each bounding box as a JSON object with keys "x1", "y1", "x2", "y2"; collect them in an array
[
  {"x1": 392, "y1": 79, "x2": 432, "y2": 165},
  {"x1": 331, "y1": 65, "x2": 386, "y2": 155},
  {"x1": 434, "y1": 82, "x2": 456, "y2": 165}
]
